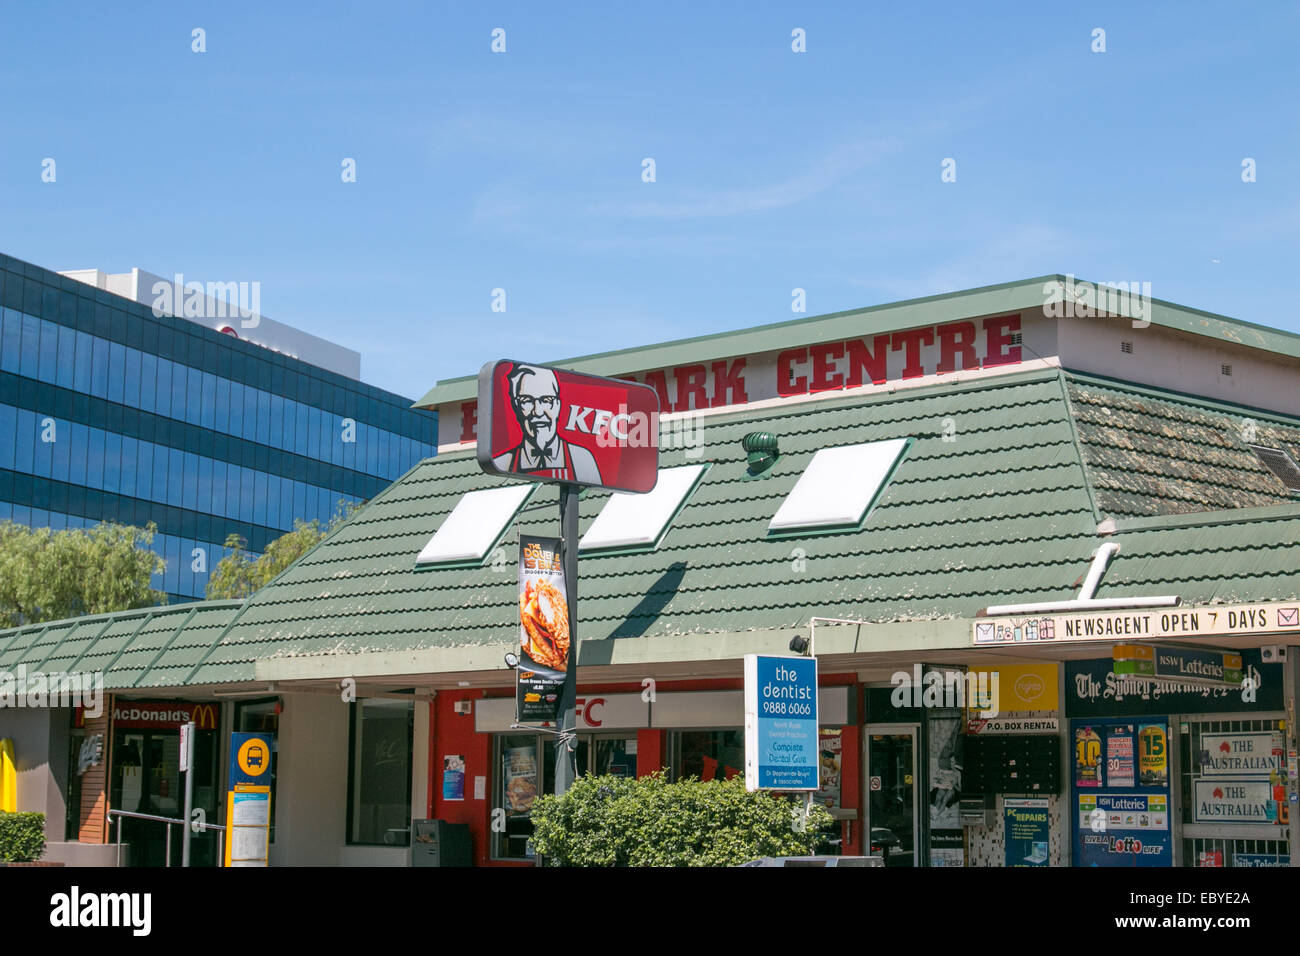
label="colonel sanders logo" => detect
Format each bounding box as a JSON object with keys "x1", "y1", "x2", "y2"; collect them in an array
[{"x1": 492, "y1": 364, "x2": 602, "y2": 484}]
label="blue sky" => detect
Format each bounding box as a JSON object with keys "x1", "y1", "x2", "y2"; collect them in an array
[{"x1": 2, "y1": 2, "x2": 1296, "y2": 401}]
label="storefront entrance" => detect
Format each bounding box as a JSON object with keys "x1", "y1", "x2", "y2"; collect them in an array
[
  {"x1": 865, "y1": 724, "x2": 919, "y2": 866},
  {"x1": 106, "y1": 699, "x2": 222, "y2": 867}
]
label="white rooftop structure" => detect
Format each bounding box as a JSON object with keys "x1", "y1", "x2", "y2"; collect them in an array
[{"x1": 60, "y1": 266, "x2": 361, "y2": 379}]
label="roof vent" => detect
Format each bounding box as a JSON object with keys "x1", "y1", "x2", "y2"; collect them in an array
[
  {"x1": 1248, "y1": 444, "x2": 1300, "y2": 494},
  {"x1": 742, "y1": 432, "x2": 780, "y2": 477}
]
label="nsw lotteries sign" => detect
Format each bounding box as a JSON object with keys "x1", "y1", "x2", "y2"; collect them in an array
[
  {"x1": 477, "y1": 359, "x2": 660, "y2": 493},
  {"x1": 744, "y1": 655, "x2": 818, "y2": 791}
]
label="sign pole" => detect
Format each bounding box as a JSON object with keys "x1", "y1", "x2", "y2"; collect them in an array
[
  {"x1": 180, "y1": 720, "x2": 195, "y2": 867},
  {"x1": 554, "y1": 484, "x2": 580, "y2": 796}
]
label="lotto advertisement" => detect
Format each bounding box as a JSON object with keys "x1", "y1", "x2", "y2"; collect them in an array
[
  {"x1": 1073, "y1": 719, "x2": 1171, "y2": 867},
  {"x1": 515, "y1": 534, "x2": 570, "y2": 723}
]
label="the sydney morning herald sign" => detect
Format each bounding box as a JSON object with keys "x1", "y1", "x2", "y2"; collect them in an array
[{"x1": 476, "y1": 359, "x2": 660, "y2": 493}]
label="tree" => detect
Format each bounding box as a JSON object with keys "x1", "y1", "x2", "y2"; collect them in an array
[
  {"x1": 205, "y1": 503, "x2": 356, "y2": 600},
  {"x1": 0, "y1": 521, "x2": 166, "y2": 628},
  {"x1": 529, "y1": 772, "x2": 834, "y2": 866}
]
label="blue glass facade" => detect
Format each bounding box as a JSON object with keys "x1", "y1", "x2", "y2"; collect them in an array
[{"x1": 0, "y1": 254, "x2": 437, "y2": 603}]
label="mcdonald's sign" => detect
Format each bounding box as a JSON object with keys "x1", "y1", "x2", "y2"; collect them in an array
[
  {"x1": 109, "y1": 699, "x2": 222, "y2": 730},
  {"x1": 191, "y1": 704, "x2": 219, "y2": 730}
]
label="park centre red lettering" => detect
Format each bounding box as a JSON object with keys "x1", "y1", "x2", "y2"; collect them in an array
[
  {"x1": 461, "y1": 315, "x2": 1026, "y2": 438},
  {"x1": 711, "y1": 358, "x2": 748, "y2": 407},
  {"x1": 641, "y1": 369, "x2": 672, "y2": 410},
  {"x1": 778, "y1": 348, "x2": 808, "y2": 396},
  {"x1": 674, "y1": 364, "x2": 709, "y2": 411},
  {"x1": 763, "y1": 317, "x2": 1022, "y2": 400},
  {"x1": 983, "y1": 314, "x2": 1022, "y2": 367},
  {"x1": 892, "y1": 327, "x2": 936, "y2": 379},
  {"x1": 460, "y1": 400, "x2": 478, "y2": 442},
  {"x1": 845, "y1": 335, "x2": 891, "y2": 387},
  {"x1": 937, "y1": 321, "x2": 978, "y2": 373},
  {"x1": 810, "y1": 343, "x2": 844, "y2": 392}
]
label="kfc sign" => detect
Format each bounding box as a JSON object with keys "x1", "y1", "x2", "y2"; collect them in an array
[{"x1": 477, "y1": 360, "x2": 660, "y2": 493}]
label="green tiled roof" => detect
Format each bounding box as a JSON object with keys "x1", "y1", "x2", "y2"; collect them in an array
[
  {"x1": 3, "y1": 368, "x2": 1300, "y2": 689},
  {"x1": 1067, "y1": 376, "x2": 1300, "y2": 518},
  {"x1": 0, "y1": 602, "x2": 242, "y2": 692}
]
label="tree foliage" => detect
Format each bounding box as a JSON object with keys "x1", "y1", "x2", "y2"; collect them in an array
[
  {"x1": 0, "y1": 521, "x2": 165, "y2": 628},
  {"x1": 205, "y1": 503, "x2": 356, "y2": 600},
  {"x1": 529, "y1": 772, "x2": 834, "y2": 866}
]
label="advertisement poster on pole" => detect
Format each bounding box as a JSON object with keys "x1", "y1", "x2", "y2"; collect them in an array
[{"x1": 516, "y1": 534, "x2": 570, "y2": 724}]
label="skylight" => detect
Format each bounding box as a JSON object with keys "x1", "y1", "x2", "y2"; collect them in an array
[
  {"x1": 416, "y1": 484, "x2": 535, "y2": 566},
  {"x1": 579, "y1": 464, "x2": 709, "y2": 553},
  {"x1": 1248, "y1": 444, "x2": 1300, "y2": 494},
  {"x1": 768, "y1": 438, "x2": 911, "y2": 534}
]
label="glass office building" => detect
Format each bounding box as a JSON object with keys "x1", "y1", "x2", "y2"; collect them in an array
[{"x1": 0, "y1": 253, "x2": 437, "y2": 603}]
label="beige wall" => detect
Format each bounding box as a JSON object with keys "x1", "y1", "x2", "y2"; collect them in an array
[
  {"x1": 267, "y1": 691, "x2": 426, "y2": 866},
  {"x1": 2, "y1": 707, "x2": 69, "y2": 843},
  {"x1": 270, "y1": 692, "x2": 348, "y2": 865}
]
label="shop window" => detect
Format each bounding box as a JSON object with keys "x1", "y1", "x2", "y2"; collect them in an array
[
  {"x1": 490, "y1": 733, "x2": 637, "y2": 860},
  {"x1": 346, "y1": 698, "x2": 414, "y2": 846},
  {"x1": 493, "y1": 734, "x2": 547, "y2": 861},
  {"x1": 672, "y1": 729, "x2": 744, "y2": 783},
  {"x1": 767, "y1": 438, "x2": 911, "y2": 535}
]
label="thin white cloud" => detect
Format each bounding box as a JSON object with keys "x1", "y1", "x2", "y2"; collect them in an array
[{"x1": 589, "y1": 138, "x2": 900, "y2": 220}]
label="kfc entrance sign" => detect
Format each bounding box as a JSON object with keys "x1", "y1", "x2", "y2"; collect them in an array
[{"x1": 477, "y1": 360, "x2": 660, "y2": 493}]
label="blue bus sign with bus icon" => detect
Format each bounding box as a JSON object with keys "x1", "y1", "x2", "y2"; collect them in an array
[{"x1": 230, "y1": 732, "x2": 275, "y2": 786}]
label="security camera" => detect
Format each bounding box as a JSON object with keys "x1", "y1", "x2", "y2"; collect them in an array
[{"x1": 789, "y1": 634, "x2": 810, "y2": 656}]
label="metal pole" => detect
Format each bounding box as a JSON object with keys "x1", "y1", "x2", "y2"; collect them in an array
[
  {"x1": 554, "y1": 484, "x2": 580, "y2": 795},
  {"x1": 181, "y1": 720, "x2": 195, "y2": 867},
  {"x1": 165, "y1": 823, "x2": 172, "y2": 867},
  {"x1": 115, "y1": 816, "x2": 122, "y2": 868}
]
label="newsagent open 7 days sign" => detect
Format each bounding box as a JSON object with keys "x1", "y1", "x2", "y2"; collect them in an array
[{"x1": 476, "y1": 359, "x2": 661, "y2": 494}]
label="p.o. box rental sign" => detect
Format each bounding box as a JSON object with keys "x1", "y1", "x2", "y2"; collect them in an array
[{"x1": 477, "y1": 360, "x2": 659, "y2": 776}]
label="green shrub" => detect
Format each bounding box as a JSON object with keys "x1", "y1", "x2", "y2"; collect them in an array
[
  {"x1": 529, "y1": 772, "x2": 833, "y2": 866},
  {"x1": 0, "y1": 812, "x2": 46, "y2": 863}
]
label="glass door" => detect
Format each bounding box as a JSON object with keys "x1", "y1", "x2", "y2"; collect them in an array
[{"x1": 865, "y1": 724, "x2": 919, "y2": 866}]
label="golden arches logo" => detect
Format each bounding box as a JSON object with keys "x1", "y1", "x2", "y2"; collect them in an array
[{"x1": 191, "y1": 704, "x2": 219, "y2": 730}]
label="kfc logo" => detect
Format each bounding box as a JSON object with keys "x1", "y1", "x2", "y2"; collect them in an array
[
  {"x1": 494, "y1": 364, "x2": 602, "y2": 484},
  {"x1": 477, "y1": 360, "x2": 660, "y2": 493}
]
